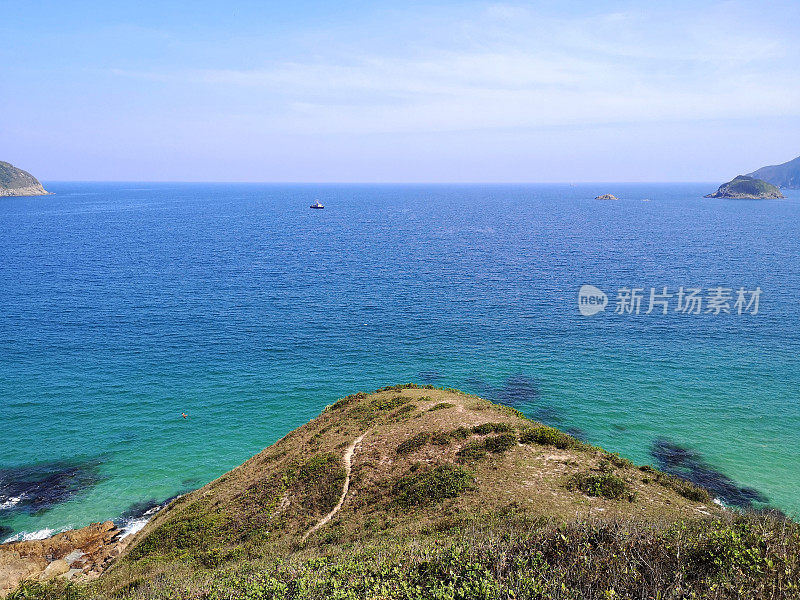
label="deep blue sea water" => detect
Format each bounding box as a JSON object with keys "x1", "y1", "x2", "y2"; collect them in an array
[{"x1": 1, "y1": 182, "x2": 799, "y2": 540}]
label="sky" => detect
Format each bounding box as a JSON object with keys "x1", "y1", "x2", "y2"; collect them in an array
[{"x1": 1, "y1": 0, "x2": 799, "y2": 182}]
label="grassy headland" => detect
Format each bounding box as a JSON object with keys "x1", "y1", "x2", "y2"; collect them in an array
[
  {"x1": 0, "y1": 161, "x2": 49, "y2": 197},
  {"x1": 10, "y1": 386, "x2": 799, "y2": 599}
]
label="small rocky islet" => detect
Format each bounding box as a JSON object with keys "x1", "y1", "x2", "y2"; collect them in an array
[{"x1": 705, "y1": 175, "x2": 784, "y2": 199}]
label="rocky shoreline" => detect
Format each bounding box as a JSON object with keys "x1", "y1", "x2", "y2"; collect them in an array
[
  {"x1": 0, "y1": 491, "x2": 178, "y2": 597},
  {"x1": 0, "y1": 521, "x2": 132, "y2": 596},
  {"x1": 0, "y1": 184, "x2": 51, "y2": 197}
]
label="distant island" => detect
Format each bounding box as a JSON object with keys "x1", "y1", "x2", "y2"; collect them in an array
[
  {"x1": 705, "y1": 175, "x2": 784, "y2": 199},
  {"x1": 748, "y1": 155, "x2": 800, "y2": 189},
  {"x1": 595, "y1": 193, "x2": 618, "y2": 200},
  {"x1": 0, "y1": 161, "x2": 49, "y2": 197}
]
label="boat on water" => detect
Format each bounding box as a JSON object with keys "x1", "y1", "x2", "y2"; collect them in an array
[{"x1": 310, "y1": 201, "x2": 324, "y2": 209}]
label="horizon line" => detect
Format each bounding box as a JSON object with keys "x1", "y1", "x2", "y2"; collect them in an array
[{"x1": 41, "y1": 179, "x2": 723, "y2": 185}]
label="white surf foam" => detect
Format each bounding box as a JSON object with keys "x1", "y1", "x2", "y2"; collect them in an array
[
  {"x1": 0, "y1": 496, "x2": 24, "y2": 511},
  {"x1": 119, "y1": 504, "x2": 163, "y2": 538},
  {"x1": 119, "y1": 518, "x2": 148, "y2": 538},
  {"x1": 2, "y1": 527, "x2": 58, "y2": 543}
]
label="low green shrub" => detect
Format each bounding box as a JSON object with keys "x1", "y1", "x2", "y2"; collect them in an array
[
  {"x1": 373, "y1": 395, "x2": 413, "y2": 411},
  {"x1": 127, "y1": 503, "x2": 230, "y2": 559},
  {"x1": 7, "y1": 580, "x2": 87, "y2": 600},
  {"x1": 683, "y1": 518, "x2": 774, "y2": 579},
  {"x1": 394, "y1": 464, "x2": 475, "y2": 507},
  {"x1": 394, "y1": 403, "x2": 417, "y2": 417},
  {"x1": 603, "y1": 452, "x2": 634, "y2": 469},
  {"x1": 375, "y1": 383, "x2": 421, "y2": 392},
  {"x1": 429, "y1": 402, "x2": 455, "y2": 411},
  {"x1": 456, "y1": 433, "x2": 517, "y2": 461},
  {"x1": 519, "y1": 425, "x2": 581, "y2": 450},
  {"x1": 636, "y1": 465, "x2": 711, "y2": 502},
  {"x1": 16, "y1": 513, "x2": 800, "y2": 600},
  {"x1": 450, "y1": 426, "x2": 471, "y2": 439},
  {"x1": 456, "y1": 440, "x2": 488, "y2": 461},
  {"x1": 658, "y1": 473, "x2": 713, "y2": 503},
  {"x1": 430, "y1": 431, "x2": 452, "y2": 445},
  {"x1": 329, "y1": 391, "x2": 367, "y2": 410},
  {"x1": 483, "y1": 433, "x2": 517, "y2": 453},
  {"x1": 396, "y1": 432, "x2": 431, "y2": 455},
  {"x1": 494, "y1": 404, "x2": 526, "y2": 419},
  {"x1": 471, "y1": 422, "x2": 513, "y2": 435},
  {"x1": 569, "y1": 471, "x2": 630, "y2": 500}
]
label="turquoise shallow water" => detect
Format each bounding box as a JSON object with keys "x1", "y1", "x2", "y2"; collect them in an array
[{"x1": 1, "y1": 182, "x2": 799, "y2": 539}]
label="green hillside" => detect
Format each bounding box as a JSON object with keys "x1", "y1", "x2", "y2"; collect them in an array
[
  {"x1": 705, "y1": 175, "x2": 784, "y2": 199},
  {"x1": 0, "y1": 162, "x2": 49, "y2": 197},
  {"x1": 10, "y1": 386, "x2": 800, "y2": 599},
  {"x1": 749, "y1": 155, "x2": 800, "y2": 189}
]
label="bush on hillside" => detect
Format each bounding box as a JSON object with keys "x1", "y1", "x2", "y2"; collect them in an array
[
  {"x1": 519, "y1": 425, "x2": 582, "y2": 450},
  {"x1": 394, "y1": 464, "x2": 475, "y2": 507},
  {"x1": 396, "y1": 432, "x2": 431, "y2": 455}
]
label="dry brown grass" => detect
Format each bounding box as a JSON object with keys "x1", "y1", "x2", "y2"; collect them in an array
[{"x1": 14, "y1": 385, "x2": 743, "y2": 599}]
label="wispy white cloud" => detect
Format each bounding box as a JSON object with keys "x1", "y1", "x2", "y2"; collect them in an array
[
  {"x1": 108, "y1": 2, "x2": 800, "y2": 138},
  {"x1": 8, "y1": 1, "x2": 798, "y2": 181}
]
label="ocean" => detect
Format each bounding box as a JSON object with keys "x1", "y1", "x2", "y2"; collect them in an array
[{"x1": 1, "y1": 182, "x2": 799, "y2": 541}]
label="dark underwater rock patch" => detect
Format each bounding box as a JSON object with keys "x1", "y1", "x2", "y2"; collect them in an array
[
  {"x1": 0, "y1": 457, "x2": 107, "y2": 517},
  {"x1": 116, "y1": 492, "x2": 182, "y2": 526},
  {"x1": 117, "y1": 498, "x2": 166, "y2": 523},
  {"x1": 181, "y1": 477, "x2": 203, "y2": 489},
  {"x1": 466, "y1": 374, "x2": 540, "y2": 406},
  {"x1": 565, "y1": 427, "x2": 588, "y2": 442},
  {"x1": 651, "y1": 439, "x2": 767, "y2": 508},
  {"x1": 418, "y1": 370, "x2": 442, "y2": 384},
  {"x1": 466, "y1": 373, "x2": 566, "y2": 427},
  {"x1": 466, "y1": 373, "x2": 571, "y2": 430},
  {"x1": 532, "y1": 406, "x2": 561, "y2": 425}
]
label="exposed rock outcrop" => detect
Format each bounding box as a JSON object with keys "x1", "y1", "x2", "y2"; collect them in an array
[
  {"x1": 0, "y1": 521, "x2": 128, "y2": 596},
  {"x1": 595, "y1": 193, "x2": 618, "y2": 200}
]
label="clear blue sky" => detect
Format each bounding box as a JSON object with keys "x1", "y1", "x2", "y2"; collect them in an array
[{"x1": 2, "y1": 1, "x2": 799, "y2": 182}]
